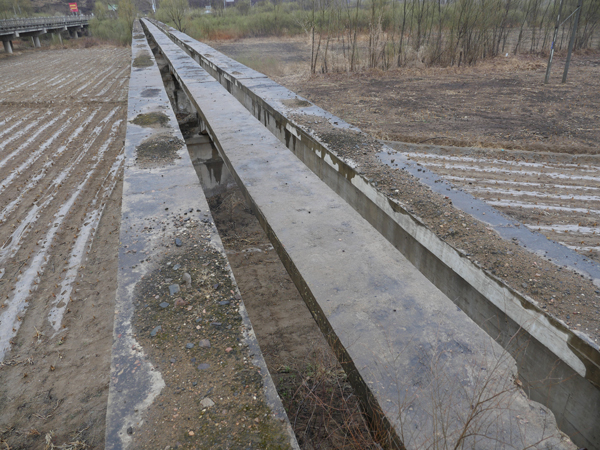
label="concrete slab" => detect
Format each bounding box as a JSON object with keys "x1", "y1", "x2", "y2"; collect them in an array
[
  {"x1": 104, "y1": 20, "x2": 298, "y2": 450},
  {"x1": 149, "y1": 20, "x2": 600, "y2": 450},
  {"x1": 142, "y1": 18, "x2": 578, "y2": 450}
]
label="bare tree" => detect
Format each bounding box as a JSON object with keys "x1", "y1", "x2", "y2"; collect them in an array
[
  {"x1": 119, "y1": 0, "x2": 137, "y2": 35},
  {"x1": 158, "y1": 0, "x2": 189, "y2": 32}
]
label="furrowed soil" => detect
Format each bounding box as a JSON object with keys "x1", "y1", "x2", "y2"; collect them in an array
[{"x1": 0, "y1": 43, "x2": 129, "y2": 449}]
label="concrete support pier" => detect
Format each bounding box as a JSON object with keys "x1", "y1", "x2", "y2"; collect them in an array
[
  {"x1": 33, "y1": 35, "x2": 40, "y2": 48},
  {"x1": 2, "y1": 40, "x2": 12, "y2": 54}
]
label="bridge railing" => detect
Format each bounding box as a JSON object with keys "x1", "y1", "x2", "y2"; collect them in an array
[{"x1": 0, "y1": 15, "x2": 91, "y2": 32}]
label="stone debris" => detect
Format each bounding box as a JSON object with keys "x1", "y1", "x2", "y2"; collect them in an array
[
  {"x1": 200, "y1": 397, "x2": 214, "y2": 408},
  {"x1": 182, "y1": 272, "x2": 192, "y2": 289}
]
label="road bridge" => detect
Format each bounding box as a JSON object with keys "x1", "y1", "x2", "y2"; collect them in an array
[{"x1": 0, "y1": 15, "x2": 90, "y2": 53}]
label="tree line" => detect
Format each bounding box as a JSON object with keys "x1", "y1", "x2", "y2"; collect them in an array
[{"x1": 154, "y1": 0, "x2": 599, "y2": 71}]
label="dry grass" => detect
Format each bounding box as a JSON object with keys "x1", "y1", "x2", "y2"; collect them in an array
[{"x1": 274, "y1": 346, "x2": 381, "y2": 450}]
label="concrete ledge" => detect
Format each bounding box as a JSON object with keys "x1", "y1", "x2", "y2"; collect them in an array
[
  {"x1": 148, "y1": 20, "x2": 600, "y2": 450},
  {"x1": 104, "y1": 20, "x2": 298, "y2": 450},
  {"x1": 141, "y1": 18, "x2": 578, "y2": 450}
]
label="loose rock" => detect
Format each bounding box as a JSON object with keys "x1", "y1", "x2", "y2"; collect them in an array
[
  {"x1": 183, "y1": 273, "x2": 192, "y2": 289},
  {"x1": 200, "y1": 397, "x2": 214, "y2": 408}
]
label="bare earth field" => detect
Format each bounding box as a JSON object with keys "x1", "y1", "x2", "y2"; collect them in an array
[{"x1": 0, "y1": 45, "x2": 129, "y2": 449}]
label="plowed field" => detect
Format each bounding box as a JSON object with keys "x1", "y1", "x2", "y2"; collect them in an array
[{"x1": 0, "y1": 45, "x2": 129, "y2": 449}]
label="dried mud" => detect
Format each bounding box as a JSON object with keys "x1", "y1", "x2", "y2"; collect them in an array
[{"x1": 135, "y1": 135, "x2": 184, "y2": 168}]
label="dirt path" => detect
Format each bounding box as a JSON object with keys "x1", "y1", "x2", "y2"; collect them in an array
[{"x1": 0, "y1": 45, "x2": 129, "y2": 449}]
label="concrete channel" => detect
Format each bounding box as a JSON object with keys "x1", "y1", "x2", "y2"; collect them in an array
[
  {"x1": 139, "y1": 18, "x2": 588, "y2": 449},
  {"x1": 147, "y1": 20, "x2": 600, "y2": 450},
  {"x1": 105, "y1": 21, "x2": 298, "y2": 449}
]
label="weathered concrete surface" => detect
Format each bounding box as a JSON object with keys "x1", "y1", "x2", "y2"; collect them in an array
[
  {"x1": 149, "y1": 20, "x2": 600, "y2": 450},
  {"x1": 104, "y1": 20, "x2": 298, "y2": 450},
  {"x1": 142, "y1": 18, "x2": 578, "y2": 450}
]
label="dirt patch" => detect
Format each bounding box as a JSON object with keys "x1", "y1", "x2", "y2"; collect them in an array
[
  {"x1": 140, "y1": 88, "x2": 162, "y2": 98},
  {"x1": 130, "y1": 215, "x2": 291, "y2": 449},
  {"x1": 135, "y1": 135, "x2": 184, "y2": 167},
  {"x1": 281, "y1": 98, "x2": 312, "y2": 109},
  {"x1": 206, "y1": 188, "x2": 378, "y2": 449},
  {"x1": 132, "y1": 111, "x2": 170, "y2": 127},
  {"x1": 133, "y1": 52, "x2": 154, "y2": 68}
]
